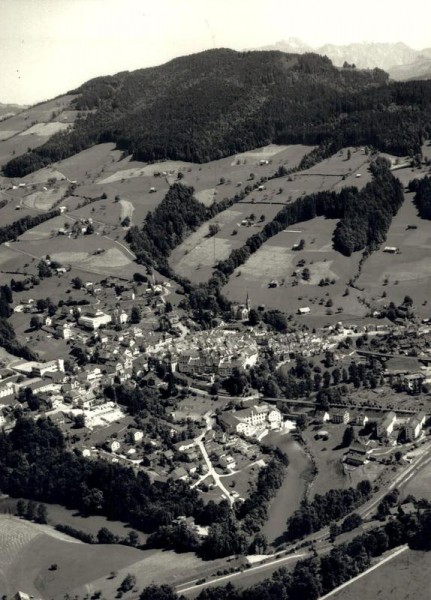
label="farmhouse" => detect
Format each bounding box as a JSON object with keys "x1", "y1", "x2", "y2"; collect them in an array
[
  {"x1": 298, "y1": 307, "x2": 311, "y2": 315},
  {"x1": 383, "y1": 246, "x2": 400, "y2": 254}
]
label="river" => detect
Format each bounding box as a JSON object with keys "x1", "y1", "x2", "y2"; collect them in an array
[{"x1": 262, "y1": 430, "x2": 314, "y2": 547}]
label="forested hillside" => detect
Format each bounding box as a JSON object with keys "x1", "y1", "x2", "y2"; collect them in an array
[{"x1": 4, "y1": 49, "x2": 431, "y2": 177}]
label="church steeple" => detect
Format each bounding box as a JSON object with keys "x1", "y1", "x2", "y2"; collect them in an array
[{"x1": 246, "y1": 292, "x2": 251, "y2": 311}]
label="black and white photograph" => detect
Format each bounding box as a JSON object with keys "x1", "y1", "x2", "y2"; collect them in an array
[{"x1": 0, "y1": 1, "x2": 431, "y2": 598}]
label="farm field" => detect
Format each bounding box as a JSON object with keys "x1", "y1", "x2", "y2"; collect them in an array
[
  {"x1": 331, "y1": 548, "x2": 431, "y2": 600},
  {"x1": 0, "y1": 95, "x2": 77, "y2": 134},
  {"x1": 0, "y1": 95, "x2": 80, "y2": 168},
  {"x1": 11, "y1": 233, "x2": 133, "y2": 275},
  {"x1": 0, "y1": 515, "x2": 146, "y2": 599},
  {"x1": 222, "y1": 214, "x2": 364, "y2": 317},
  {"x1": 401, "y1": 460, "x2": 431, "y2": 501},
  {"x1": 170, "y1": 204, "x2": 281, "y2": 283},
  {"x1": 22, "y1": 185, "x2": 68, "y2": 211},
  {"x1": 357, "y1": 191, "x2": 431, "y2": 319}
]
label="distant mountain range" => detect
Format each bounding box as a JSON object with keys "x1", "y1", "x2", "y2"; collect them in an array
[{"x1": 253, "y1": 38, "x2": 431, "y2": 80}]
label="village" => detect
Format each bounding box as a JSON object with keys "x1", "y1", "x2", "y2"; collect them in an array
[{"x1": 0, "y1": 265, "x2": 430, "y2": 511}]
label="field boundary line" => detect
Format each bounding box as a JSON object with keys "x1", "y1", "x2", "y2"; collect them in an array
[{"x1": 318, "y1": 544, "x2": 409, "y2": 600}]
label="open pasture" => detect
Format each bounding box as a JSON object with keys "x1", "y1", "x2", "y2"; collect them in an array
[
  {"x1": 18, "y1": 122, "x2": 71, "y2": 137},
  {"x1": 22, "y1": 185, "x2": 67, "y2": 211},
  {"x1": 223, "y1": 215, "x2": 364, "y2": 317},
  {"x1": 401, "y1": 459, "x2": 431, "y2": 501},
  {"x1": 0, "y1": 515, "x2": 145, "y2": 599},
  {"x1": 170, "y1": 203, "x2": 281, "y2": 283},
  {"x1": 229, "y1": 143, "x2": 313, "y2": 166},
  {"x1": 0, "y1": 133, "x2": 50, "y2": 168},
  {"x1": 53, "y1": 143, "x2": 122, "y2": 182},
  {"x1": 0, "y1": 196, "x2": 44, "y2": 227},
  {"x1": 23, "y1": 166, "x2": 69, "y2": 185},
  {"x1": 357, "y1": 193, "x2": 431, "y2": 317},
  {"x1": 13, "y1": 234, "x2": 133, "y2": 275},
  {"x1": 73, "y1": 177, "x2": 169, "y2": 225},
  {"x1": 0, "y1": 95, "x2": 77, "y2": 134},
  {"x1": 18, "y1": 215, "x2": 69, "y2": 240},
  {"x1": 331, "y1": 549, "x2": 431, "y2": 600}
]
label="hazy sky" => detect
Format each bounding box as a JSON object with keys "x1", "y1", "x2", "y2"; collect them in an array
[{"x1": 1, "y1": 0, "x2": 431, "y2": 105}]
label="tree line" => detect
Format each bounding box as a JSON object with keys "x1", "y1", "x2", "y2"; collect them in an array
[
  {"x1": 139, "y1": 499, "x2": 431, "y2": 600},
  {"x1": 214, "y1": 158, "x2": 403, "y2": 285},
  {"x1": 409, "y1": 175, "x2": 431, "y2": 219}
]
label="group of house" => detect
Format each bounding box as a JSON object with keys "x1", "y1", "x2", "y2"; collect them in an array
[{"x1": 147, "y1": 329, "x2": 259, "y2": 379}]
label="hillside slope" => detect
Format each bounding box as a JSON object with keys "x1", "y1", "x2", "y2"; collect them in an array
[{"x1": 3, "y1": 49, "x2": 431, "y2": 177}]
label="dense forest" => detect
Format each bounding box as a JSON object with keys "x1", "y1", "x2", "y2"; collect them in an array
[
  {"x1": 126, "y1": 183, "x2": 208, "y2": 273},
  {"x1": 409, "y1": 175, "x2": 431, "y2": 219},
  {"x1": 215, "y1": 157, "x2": 403, "y2": 283},
  {"x1": 0, "y1": 418, "x2": 287, "y2": 559},
  {"x1": 3, "y1": 49, "x2": 431, "y2": 177},
  {"x1": 140, "y1": 503, "x2": 431, "y2": 600},
  {"x1": 0, "y1": 418, "x2": 207, "y2": 532}
]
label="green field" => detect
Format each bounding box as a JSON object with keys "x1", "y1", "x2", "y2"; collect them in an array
[
  {"x1": 331, "y1": 549, "x2": 431, "y2": 600},
  {"x1": 357, "y1": 189, "x2": 431, "y2": 319},
  {"x1": 0, "y1": 515, "x2": 145, "y2": 599}
]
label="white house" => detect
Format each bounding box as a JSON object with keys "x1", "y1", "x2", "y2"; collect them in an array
[
  {"x1": 405, "y1": 412, "x2": 426, "y2": 441},
  {"x1": 79, "y1": 310, "x2": 112, "y2": 330},
  {"x1": 377, "y1": 411, "x2": 397, "y2": 438},
  {"x1": 298, "y1": 307, "x2": 311, "y2": 315}
]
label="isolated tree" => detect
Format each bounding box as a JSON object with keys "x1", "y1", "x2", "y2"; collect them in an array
[
  {"x1": 120, "y1": 573, "x2": 137, "y2": 592},
  {"x1": 74, "y1": 414, "x2": 86, "y2": 429},
  {"x1": 342, "y1": 426, "x2": 355, "y2": 448},
  {"x1": 72, "y1": 277, "x2": 83, "y2": 290},
  {"x1": 30, "y1": 316, "x2": 42, "y2": 330},
  {"x1": 130, "y1": 306, "x2": 141, "y2": 324},
  {"x1": 208, "y1": 223, "x2": 220, "y2": 237}
]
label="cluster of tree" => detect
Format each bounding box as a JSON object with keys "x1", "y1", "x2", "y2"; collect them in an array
[
  {"x1": 54, "y1": 524, "x2": 141, "y2": 548},
  {"x1": 409, "y1": 175, "x2": 431, "y2": 219},
  {"x1": 0, "y1": 418, "x2": 212, "y2": 535},
  {"x1": 126, "y1": 183, "x2": 208, "y2": 273},
  {"x1": 5, "y1": 49, "x2": 431, "y2": 178},
  {"x1": 216, "y1": 160, "x2": 403, "y2": 282},
  {"x1": 0, "y1": 209, "x2": 60, "y2": 245},
  {"x1": 16, "y1": 499, "x2": 47, "y2": 523},
  {"x1": 285, "y1": 480, "x2": 372, "y2": 541},
  {"x1": 140, "y1": 501, "x2": 431, "y2": 600},
  {"x1": 0, "y1": 315, "x2": 36, "y2": 360},
  {"x1": 148, "y1": 456, "x2": 288, "y2": 559},
  {"x1": 227, "y1": 354, "x2": 382, "y2": 401}
]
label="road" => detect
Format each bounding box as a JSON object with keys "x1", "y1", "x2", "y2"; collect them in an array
[
  {"x1": 194, "y1": 414, "x2": 235, "y2": 506},
  {"x1": 175, "y1": 437, "x2": 431, "y2": 595},
  {"x1": 176, "y1": 552, "x2": 309, "y2": 596}
]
